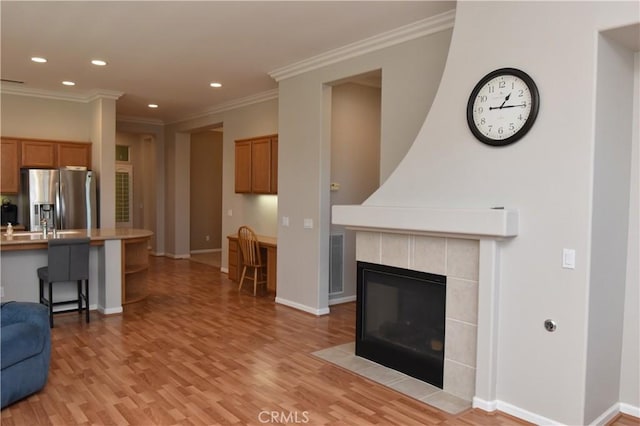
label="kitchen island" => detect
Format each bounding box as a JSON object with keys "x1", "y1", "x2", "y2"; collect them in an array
[{"x1": 0, "y1": 228, "x2": 153, "y2": 315}]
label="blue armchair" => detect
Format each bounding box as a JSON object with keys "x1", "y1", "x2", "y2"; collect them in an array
[{"x1": 1, "y1": 301, "x2": 51, "y2": 409}]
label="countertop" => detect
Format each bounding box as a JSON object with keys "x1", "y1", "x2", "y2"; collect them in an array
[{"x1": 1, "y1": 228, "x2": 153, "y2": 251}]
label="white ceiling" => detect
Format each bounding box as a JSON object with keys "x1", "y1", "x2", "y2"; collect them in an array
[{"x1": 0, "y1": 1, "x2": 456, "y2": 124}]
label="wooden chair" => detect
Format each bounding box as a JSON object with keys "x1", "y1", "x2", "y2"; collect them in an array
[{"x1": 237, "y1": 226, "x2": 267, "y2": 296}]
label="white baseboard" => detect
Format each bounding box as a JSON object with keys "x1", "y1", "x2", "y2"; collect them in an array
[
  {"x1": 220, "y1": 267, "x2": 229, "y2": 274},
  {"x1": 472, "y1": 397, "x2": 497, "y2": 412},
  {"x1": 190, "y1": 248, "x2": 221, "y2": 254},
  {"x1": 619, "y1": 402, "x2": 640, "y2": 418},
  {"x1": 165, "y1": 253, "x2": 190, "y2": 259},
  {"x1": 590, "y1": 403, "x2": 621, "y2": 425},
  {"x1": 329, "y1": 295, "x2": 356, "y2": 305},
  {"x1": 275, "y1": 297, "x2": 330, "y2": 316},
  {"x1": 473, "y1": 398, "x2": 640, "y2": 426},
  {"x1": 473, "y1": 398, "x2": 562, "y2": 425},
  {"x1": 98, "y1": 306, "x2": 123, "y2": 315}
]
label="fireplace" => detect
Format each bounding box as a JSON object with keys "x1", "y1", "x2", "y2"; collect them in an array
[{"x1": 356, "y1": 261, "x2": 447, "y2": 388}]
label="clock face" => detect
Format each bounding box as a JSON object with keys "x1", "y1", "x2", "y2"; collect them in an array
[{"x1": 467, "y1": 68, "x2": 539, "y2": 146}]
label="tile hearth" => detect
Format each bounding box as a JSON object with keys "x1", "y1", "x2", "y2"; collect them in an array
[{"x1": 312, "y1": 342, "x2": 471, "y2": 415}]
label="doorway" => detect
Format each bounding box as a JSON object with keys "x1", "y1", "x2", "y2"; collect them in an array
[
  {"x1": 189, "y1": 127, "x2": 224, "y2": 268},
  {"x1": 328, "y1": 70, "x2": 382, "y2": 305}
]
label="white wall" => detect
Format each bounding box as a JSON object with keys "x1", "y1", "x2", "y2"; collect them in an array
[
  {"x1": 361, "y1": 2, "x2": 638, "y2": 424},
  {"x1": 277, "y1": 28, "x2": 453, "y2": 314},
  {"x1": 0, "y1": 94, "x2": 91, "y2": 140},
  {"x1": 619, "y1": 51, "x2": 640, "y2": 413},
  {"x1": 584, "y1": 32, "x2": 635, "y2": 423}
]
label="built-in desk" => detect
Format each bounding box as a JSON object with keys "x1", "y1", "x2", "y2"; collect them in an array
[{"x1": 227, "y1": 234, "x2": 277, "y2": 293}]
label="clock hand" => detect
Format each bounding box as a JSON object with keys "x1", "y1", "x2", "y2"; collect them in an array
[
  {"x1": 488, "y1": 93, "x2": 513, "y2": 110},
  {"x1": 489, "y1": 103, "x2": 527, "y2": 110},
  {"x1": 499, "y1": 93, "x2": 511, "y2": 109}
]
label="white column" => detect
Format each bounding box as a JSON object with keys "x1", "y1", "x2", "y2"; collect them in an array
[{"x1": 473, "y1": 238, "x2": 501, "y2": 410}]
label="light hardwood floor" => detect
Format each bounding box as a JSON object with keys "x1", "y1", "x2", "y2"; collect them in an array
[{"x1": 1, "y1": 257, "x2": 636, "y2": 425}]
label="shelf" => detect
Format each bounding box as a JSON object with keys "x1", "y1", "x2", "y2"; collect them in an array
[{"x1": 121, "y1": 237, "x2": 150, "y2": 305}]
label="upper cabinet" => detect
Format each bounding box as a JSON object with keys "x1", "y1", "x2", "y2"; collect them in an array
[
  {"x1": 1, "y1": 138, "x2": 20, "y2": 194},
  {"x1": 57, "y1": 142, "x2": 92, "y2": 168},
  {"x1": 0, "y1": 138, "x2": 92, "y2": 194},
  {"x1": 21, "y1": 140, "x2": 56, "y2": 168},
  {"x1": 235, "y1": 134, "x2": 278, "y2": 194},
  {"x1": 19, "y1": 139, "x2": 91, "y2": 169}
]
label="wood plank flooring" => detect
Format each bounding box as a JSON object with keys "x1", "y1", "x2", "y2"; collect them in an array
[{"x1": 1, "y1": 256, "x2": 636, "y2": 425}]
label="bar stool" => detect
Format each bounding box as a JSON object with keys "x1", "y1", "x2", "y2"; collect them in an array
[{"x1": 38, "y1": 237, "x2": 90, "y2": 328}]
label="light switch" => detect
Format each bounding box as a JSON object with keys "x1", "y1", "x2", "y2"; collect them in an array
[
  {"x1": 282, "y1": 216, "x2": 290, "y2": 227},
  {"x1": 303, "y1": 218, "x2": 313, "y2": 229},
  {"x1": 227, "y1": 209, "x2": 233, "y2": 217},
  {"x1": 562, "y1": 249, "x2": 576, "y2": 269}
]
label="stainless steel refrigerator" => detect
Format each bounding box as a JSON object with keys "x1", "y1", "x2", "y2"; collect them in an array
[{"x1": 20, "y1": 167, "x2": 98, "y2": 232}]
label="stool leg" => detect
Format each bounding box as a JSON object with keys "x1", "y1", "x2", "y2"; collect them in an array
[
  {"x1": 77, "y1": 280, "x2": 82, "y2": 314},
  {"x1": 48, "y1": 282, "x2": 54, "y2": 328},
  {"x1": 85, "y1": 279, "x2": 90, "y2": 324}
]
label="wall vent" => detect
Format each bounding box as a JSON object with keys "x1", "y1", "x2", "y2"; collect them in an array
[{"x1": 329, "y1": 233, "x2": 344, "y2": 295}]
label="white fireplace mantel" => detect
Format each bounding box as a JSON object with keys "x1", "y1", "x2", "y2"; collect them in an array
[
  {"x1": 332, "y1": 204, "x2": 519, "y2": 409},
  {"x1": 332, "y1": 205, "x2": 519, "y2": 238}
]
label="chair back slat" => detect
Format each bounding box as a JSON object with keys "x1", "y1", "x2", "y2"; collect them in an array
[
  {"x1": 237, "y1": 226, "x2": 262, "y2": 267},
  {"x1": 47, "y1": 238, "x2": 90, "y2": 282}
]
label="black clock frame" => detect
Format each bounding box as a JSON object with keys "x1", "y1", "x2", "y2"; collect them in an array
[{"x1": 466, "y1": 67, "x2": 540, "y2": 147}]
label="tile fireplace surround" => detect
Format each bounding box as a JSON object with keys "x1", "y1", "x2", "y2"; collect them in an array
[{"x1": 332, "y1": 206, "x2": 519, "y2": 409}]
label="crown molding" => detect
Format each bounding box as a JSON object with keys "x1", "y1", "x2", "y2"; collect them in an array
[
  {"x1": 116, "y1": 115, "x2": 165, "y2": 126},
  {"x1": 168, "y1": 88, "x2": 279, "y2": 125},
  {"x1": 0, "y1": 84, "x2": 123, "y2": 103},
  {"x1": 269, "y1": 9, "x2": 455, "y2": 82}
]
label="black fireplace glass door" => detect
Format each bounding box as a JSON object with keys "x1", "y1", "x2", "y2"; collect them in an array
[{"x1": 356, "y1": 262, "x2": 446, "y2": 388}]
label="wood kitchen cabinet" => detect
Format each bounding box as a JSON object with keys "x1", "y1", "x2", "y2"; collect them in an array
[
  {"x1": 57, "y1": 142, "x2": 91, "y2": 168},
  {"x1": 1, "y1": 138, "x2": 20, "y2": 194},
  {"x1": 234, "y1": 140, "x2": 252, "y2": 193},
  {"x1": 20, "y1": 140, "x2": 56, "y2": 168},
  {"x1": 19, "y1": 139, "x2": 92, "y2": 169},
  {"x1": 234, "y1": 134, "x2": 278, "y2": 194}
]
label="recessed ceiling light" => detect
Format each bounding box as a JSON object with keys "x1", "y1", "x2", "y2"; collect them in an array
[
  {"x1": 209, "y1": 82, "x2": 222, "y2": 88},
  {"x1": 62, "y1": 81, "x2": 75, "y2": 86},
  {"x1": 148, "y1": 104, "x2": 159, "y2": 108},
  {"x1": 91, "y1": 59, "x2": 107, "y2": 66},
  {"x1": 31, "y1": 57, "x2": 47, "y2": 63}
]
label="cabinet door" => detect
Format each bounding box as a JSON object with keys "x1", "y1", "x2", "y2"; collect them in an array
[
  {"x1": 251, "y1": 137, "x2": 272, "y2": 194},
  {"x1": 270, "y1": 136, "x2": 278, "y2": 194},
  {"x1": 1, "y1": 139, "x2": 20, "y2": 193},
  {"x1": 235, "y1": 140, "x2": 252, "y2": 193},
  {"x1": 57, "y1": 142, "x2": 91, "y2": 168},
  {"x1": 228, "y1": 238, "x2": 239, "y2": 282},
  {"x1": 21, "y1": 140, "x2": 56, "y2": 168}
]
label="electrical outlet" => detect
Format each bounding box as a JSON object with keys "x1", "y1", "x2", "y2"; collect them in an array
[{"x1": 205, "y1": 235, "x2": 210, "y2": 242}]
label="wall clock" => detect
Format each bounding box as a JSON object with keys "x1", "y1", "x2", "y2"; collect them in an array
[{"x1": 466, "y1": 68, "x2": 539, "y2": 147}]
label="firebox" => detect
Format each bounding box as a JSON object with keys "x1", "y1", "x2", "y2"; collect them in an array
[{"x1": 356, "y1": 261, "x2": 446, "y2": 388}]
